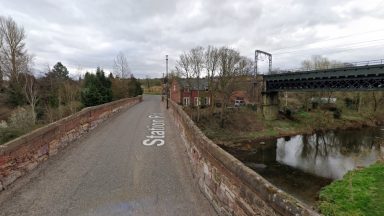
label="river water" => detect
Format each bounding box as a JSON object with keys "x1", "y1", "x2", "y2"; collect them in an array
[{"x1": 221, "y1": 126, "x2": 384, "y2": 206}]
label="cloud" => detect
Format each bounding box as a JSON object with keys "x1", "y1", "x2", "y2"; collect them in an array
[{"x1": 0, "y1": 0, "x2": 383, "y2": 77}]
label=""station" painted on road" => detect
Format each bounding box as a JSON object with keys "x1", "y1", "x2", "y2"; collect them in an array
[{"x1": 142, "y1": 113, "x2": 165, "y2": 146}]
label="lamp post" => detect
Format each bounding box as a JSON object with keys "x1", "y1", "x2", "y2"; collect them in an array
[{"x1": 166, "y1": 55, "x2": 169, "y2": 109}]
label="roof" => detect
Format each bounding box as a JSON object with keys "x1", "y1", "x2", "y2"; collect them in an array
[{"x1": 176, "y1": 78, "x2": 209, "y2": 90}]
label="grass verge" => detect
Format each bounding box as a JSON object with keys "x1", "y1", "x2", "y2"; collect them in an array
[{"x1": 318, "y1": 162, "x2": 384, "y2": 216}]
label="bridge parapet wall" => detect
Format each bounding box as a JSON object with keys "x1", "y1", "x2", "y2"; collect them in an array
[
  {"x1": 168, "y1": 99, "x2": 318, "y2": 216},
  {"x1": 0, "y1": 96, "x2": 142, "y2": 190}
]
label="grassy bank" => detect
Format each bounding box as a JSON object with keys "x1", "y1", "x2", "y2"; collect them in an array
[
  {"x1": 318, "y1": 162, "x2": 384, "y2": 216},
  {"x1": 196, "y1": 107, "x2": 383, "y2": 146}
]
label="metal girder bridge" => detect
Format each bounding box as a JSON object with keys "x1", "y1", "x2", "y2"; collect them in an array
[{"x1": 264, "y1": 63, "x2": 384, "y2": 92}]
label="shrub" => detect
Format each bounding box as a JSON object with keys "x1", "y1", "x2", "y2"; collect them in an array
[
  {"x1": 344, "y1": 97, "x2": 357, "y2": 110},
  {"x1": 0, "y1": 108, "x2": 35, "y2": 145},
  {"x1": 9, "y1": 107, "x2": 35, "y2": 131},
  {"x1": 0, "y1": 127, "x2": 23, "y2": 144},
  {"x1": 333, "y1": 109, "x2": 342, "y2": 119},
  {"x1": 246, "y1": 104, "x2": 257, "y2": 111},
  {"x1": 0, "y1": 120, "x2": 8, "y2": 128},
  {"x1": 7, "y1": 82, "x2": 26, "y2": 107},
  {"x1": 284, "y1": 107, "x2": 292, "y2": 117}
]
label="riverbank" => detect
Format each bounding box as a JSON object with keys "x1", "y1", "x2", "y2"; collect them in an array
[
  {"x1": 318, "y1": 162, "x2": 384, "y2": 216},
  {"x1": 197, "y1": 108, "x2": 384, "y2": 147}
]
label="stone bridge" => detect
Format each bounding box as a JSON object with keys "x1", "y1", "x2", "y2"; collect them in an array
[{"x1": 0, "y1": 95, "x2": 316, "y2": 216}]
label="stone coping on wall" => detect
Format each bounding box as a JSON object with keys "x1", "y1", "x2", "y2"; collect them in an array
[
  {"x1": 168, "y1": 99, "x2": 319, "y2": 216},
  {"x1": 0, "y1": 96, "x2": 142, "y2": 190}
]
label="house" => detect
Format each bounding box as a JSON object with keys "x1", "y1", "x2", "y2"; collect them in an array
[
  {"x1": 230, "y1": 90, "x2": 250, "y2": 105},
  {"x1": 170, "y1": 78, "x2": 211, "y2": 107}
]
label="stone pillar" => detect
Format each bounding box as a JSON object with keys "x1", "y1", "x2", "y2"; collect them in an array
[
  {"x1": 262, "y1": 91, "x2": 279, "y2": 120},
  {"x1": 255, "y1": 76, "x2": 265, "y2": 115}
]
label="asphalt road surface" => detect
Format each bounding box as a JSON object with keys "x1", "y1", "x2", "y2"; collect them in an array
[{"x1": 0, "y1": 95, "x2": 216, "y2": 216}]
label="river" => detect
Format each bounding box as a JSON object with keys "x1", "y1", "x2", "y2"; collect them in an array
[{"x1": 221, "y1": 126, "x2": 384, "y2": 206}]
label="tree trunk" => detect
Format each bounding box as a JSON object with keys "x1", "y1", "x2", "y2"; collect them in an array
[
  {"x1": 372, "y1": 92, "x2": 377, "y2": 112},
  {"x1": 197, "y1": 87, "x2": 200, "y2": 122},
  {"x1": 210, "y1": 93, "x2": 215, "y2": 115},
  {"x1": 327, "y1": 91, "x2": 333, "y2": 103},
  {"x1": 220, "y1": 106, "x2": 224, "y2": 128},
  {"x1": 31, "y1": 103, "x2": 36, "y2": 125},
  {"x1": 358, "y1": 92, "x2": 362, "y2": 113}
]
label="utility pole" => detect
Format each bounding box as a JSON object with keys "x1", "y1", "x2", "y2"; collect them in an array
[
  {"x1": 254, "y1": 50, "x2": 272, "y2": 110},
  {"x1": 162, "y1": 73, "x2": 164, "y2": 101},
  {"x1": 255, "y1": 50, "x2": 272, "y2": 75},
  {"x1": 166, "y1": 55, "x2": 169, "y2": 109}
]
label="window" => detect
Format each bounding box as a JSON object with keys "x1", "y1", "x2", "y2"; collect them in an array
[
  {"x1": 173, "y1": 85, "x2": 176, "y2": 91},
  {"x1": 183, "y1": 97, "x2": 190, "y2": 106},
  {"x1": 194, "y1": 97, "x2": 201, "y2": 106},
  {"x1": 200, "y1": 97, "x2": 210, "y2": 106},
  {"x1": 205, "y1": 97, "x2": 210, "y2": 105}
]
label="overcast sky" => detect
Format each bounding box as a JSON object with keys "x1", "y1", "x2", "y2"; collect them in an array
[{"x1": 1, "y1": 0, "x2": 383, "y2": 77}]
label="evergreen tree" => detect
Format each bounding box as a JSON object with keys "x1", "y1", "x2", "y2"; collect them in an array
[
  {"x1": 50, "y1": 62, "x2": 69, "y2": 80},
  {"x1": 81, "y1": 68, "x2": 112, "y2": 107},
  {"x1": 7, "y1": 81, "x2": 26, "y2": 106},
  {"x1": 40, "y1": 62, "x2": 71, "y2": 109},
  {"x1": 108, "y1": 72, "x2": 114, "y2": 79},
  {"x1": 128, "y1": 75, "x2": 143, "y2": 97}
]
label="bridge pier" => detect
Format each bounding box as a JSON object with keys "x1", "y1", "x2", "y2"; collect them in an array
[{"x1": 262, "y1": 91, "x2": 279, "y2": 120}]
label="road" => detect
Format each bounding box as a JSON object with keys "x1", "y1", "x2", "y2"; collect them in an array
[{"x1": 0, "y1": 95, "x2": 216, "y2": 216}]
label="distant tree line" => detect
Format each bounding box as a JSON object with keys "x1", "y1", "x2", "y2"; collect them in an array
[{"x1": 0, "y1": 16, "x2": 142, "y2": 144}]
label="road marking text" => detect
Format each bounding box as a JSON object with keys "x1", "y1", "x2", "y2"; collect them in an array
[{"x1": 142, "y1": 113, "x2": 165, "y2": 146}]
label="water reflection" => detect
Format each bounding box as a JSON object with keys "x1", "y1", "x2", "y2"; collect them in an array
[
  {"x1": 222, "y1": 126, "x2": 384, "y2": 206},
  {"x1": 277, "y1": 127, "x2": 383, "y2": 179}
]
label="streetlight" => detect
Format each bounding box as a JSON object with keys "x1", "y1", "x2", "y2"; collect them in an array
[{"x1": 166, "y1": 55, "x2": 169, "y2": 109}]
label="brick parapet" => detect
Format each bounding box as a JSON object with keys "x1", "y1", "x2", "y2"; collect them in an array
[
  {"x1": 168, "y1": 100, "x2": 318, "y2": 216},
  {"x1": 0, "y1": 96, "x2": 142, "y2": 190}
]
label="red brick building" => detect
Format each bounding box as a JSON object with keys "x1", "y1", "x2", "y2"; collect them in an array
[{"x1": 170, "y1": 78, "x2": 211, "y2": 107}]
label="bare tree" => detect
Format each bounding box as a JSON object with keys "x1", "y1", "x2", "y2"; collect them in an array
[
  {"x1": 301, "y1": 59, "x2": 312, "y2": 71},
  {"x1": 237, "y1": 56, "x2": 254, "y2": 75},
  {"x1": 175, "y1": 52, "x2": 193, "y2": 108},
  {"x1": 0, "y1": 29, "x2": 3, "y2": 87},
  {"x1": 302, "y1": 55, "x2": 332, "y2": 70},
  {"x1": 176, "y1": 52, "x2": 192, "y2": 80},
  {"x1": 113, "y1": 51, "x2": 131, "y2": 78},
  {"x1": 300, "y1": 55, "x2": 343, "y2": 110},
  {"x1": 23, "y1": 57, "x2": 39, "y2": 124},
  {"x1": 216, "y1": 47, "x2": 242, "y2": 127},
  {"x1": 189, "y1": 46, "x2": 205, "y2": 121},
  {"x1": 0, "y1": 16, "x2": 27, "y2": 83},
  {"x1": 205, "y1": 45, "x2": 220, "y2": 112},
  {"x1": 60, "y1": 81, "x2": 80, "y2": 114}
]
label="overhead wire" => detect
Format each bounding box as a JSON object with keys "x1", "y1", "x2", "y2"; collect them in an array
[
  {"x1": 271, "y1": 28, "x2": 384, "y2": 53},
  {"x1": 273, "y1": 38, "x2": 384, "y2": 56}
]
